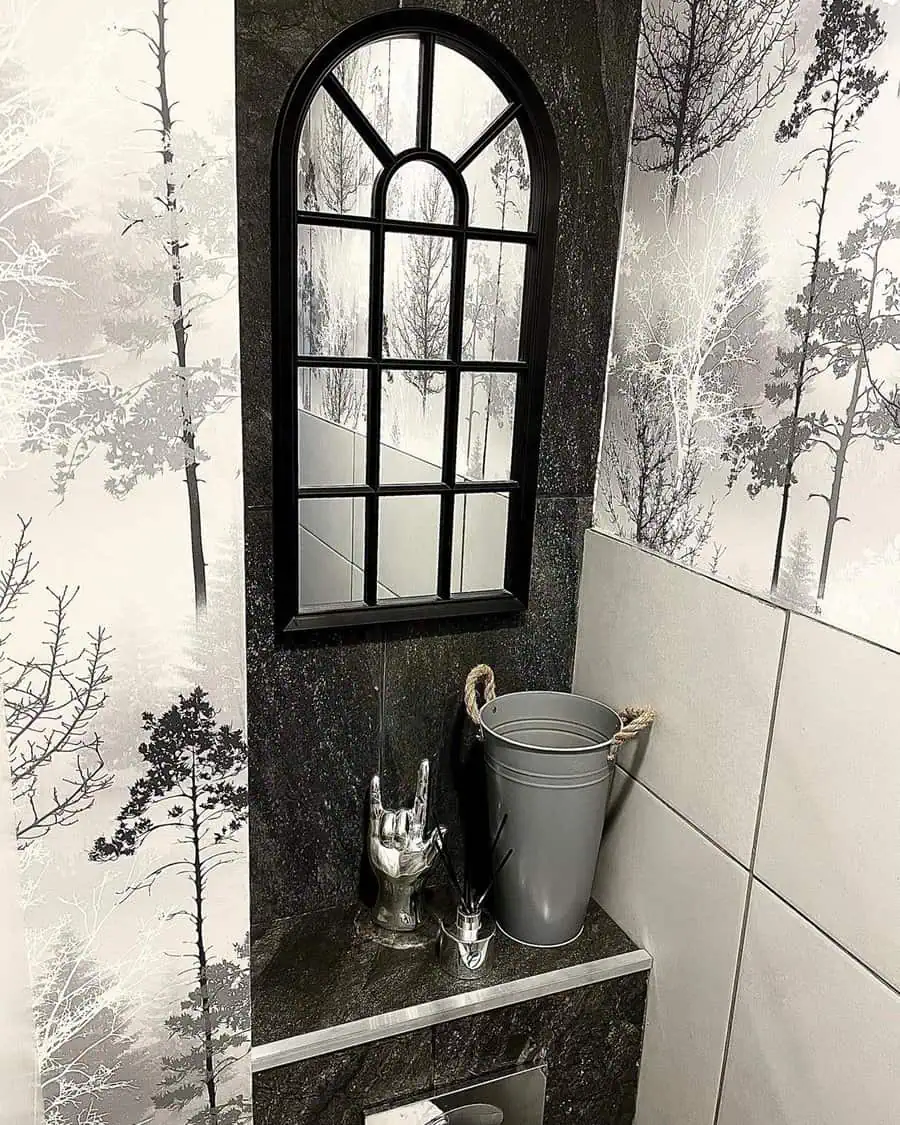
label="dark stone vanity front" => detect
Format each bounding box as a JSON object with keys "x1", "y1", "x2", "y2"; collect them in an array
[{"x1": 251, "y1": 900, "x2": 650, "y2": 1123}]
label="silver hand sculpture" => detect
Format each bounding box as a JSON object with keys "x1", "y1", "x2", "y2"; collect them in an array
[{"x1": 369, "y1": 759, "x2": 445, "y2": 933}]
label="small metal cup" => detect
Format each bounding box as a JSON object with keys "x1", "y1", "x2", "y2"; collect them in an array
[{"x1": 438, "y1": 905, "x2": 496, "y2": 981}]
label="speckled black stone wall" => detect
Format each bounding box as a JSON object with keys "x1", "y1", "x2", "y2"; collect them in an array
[
  {"x1": 251, "y1": 974, "x2": 648, "y2": 1125},
  {"x1": 237, "y1": 0, "x2": 641, "y2": 925}
]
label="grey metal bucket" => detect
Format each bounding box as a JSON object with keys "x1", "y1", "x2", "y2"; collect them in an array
[{"x1": 479, "y1": 690, "x2": 622, "y2": 948}]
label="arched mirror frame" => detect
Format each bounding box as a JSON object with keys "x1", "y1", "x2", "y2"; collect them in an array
[{"x1": 272, "y1": 8, "x2": 560, "y2": 632}]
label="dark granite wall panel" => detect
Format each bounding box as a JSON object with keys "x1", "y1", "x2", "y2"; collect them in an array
[
  {"x1": 433, "y1": 977, "x2": 647, "y2": 1125},
  {"x1": 245, "y1": 509, "x2": 385, "y2": 924},
  {"x1": 252, "y1": 1030, "x2": 433, "y2": 1125},
  {"x1": 251, "y1": 975, "x2": 647, "y2": 1124},
  {"x1": 237, "y1": 0, "x2": 641, "y2": 923}
]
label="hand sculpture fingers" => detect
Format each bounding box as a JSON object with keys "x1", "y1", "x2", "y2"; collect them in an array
[
  {"x1": 394, "y1": 809, "x2": 410, "y2": 849},
  {"x1": 369, "y1": 774, "x2": 384, "y2": 837},
  {"x1": 422, "y1": 824, "x2": 446, "y2": 868},
  {"x1": 412, "y1": 759, "x2": 429, "y2": 830},
  {"x1": 381, "y1": 810, "x2": 397, "y2": 846}
]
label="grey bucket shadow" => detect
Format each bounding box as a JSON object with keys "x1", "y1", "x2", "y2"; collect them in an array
[{"x1": 604, "y1": 722, "x2": 654, "y2": 831}]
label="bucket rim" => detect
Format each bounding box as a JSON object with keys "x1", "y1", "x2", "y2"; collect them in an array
[{"x1": 478, "y1": 689, "x2": 623, "y2": 753}]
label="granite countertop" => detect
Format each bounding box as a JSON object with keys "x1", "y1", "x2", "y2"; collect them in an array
[{"x1": 251, "y1": 897, "x2": 650, "y2": 1070}]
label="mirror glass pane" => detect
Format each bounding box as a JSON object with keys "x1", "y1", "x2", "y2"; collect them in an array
[
  {"x1": 464, "y1": 120, "x2": 530, "y2": 231},
  {"x1": 336, "y1": 35, "x2": 419, "y2": 155},
  {"x1": 385, "y1": 162, "x2": 454, "y2": 223},
  {"x1": 456, "y1": 371, "x2": 516, "y2": 481},
  {"x1": 378, "y1": 495, "x2": 440, "y2": 598},
  {"x1": 298, "y1": 368, "x2": 367, "y2": 488},
  {"x1": 381, "y1": 374, "x2": 445, "y2": 483},
  {"x1": 451, "y1": 493, "x2": 508, "y2": 593},
  {"x1": 384, "y1": 231, "x2": 452, "y2": 360},
  {"x1": 298, "y1": 225, "x2": 370, "y2": 357},
  {"x1": 298, "y1": 87, "x2": 376, "y2": 216},
  {"x1": 462, "y1": 240, "x2": 525, "y2": 362},
  {"x1": 299, "y1": 497, "x2": 366, "y2": 607},
  {"x1": 432, "y1": 43, "x2": 507, "y2": 159}
]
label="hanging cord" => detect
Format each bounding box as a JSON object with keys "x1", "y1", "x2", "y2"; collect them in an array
[
  {"x1": 463, "y1": 664, "x2": 654, "y2": 758},
  {"x1": 464, "y1": 663, "x2": 497, "y2": 727}
]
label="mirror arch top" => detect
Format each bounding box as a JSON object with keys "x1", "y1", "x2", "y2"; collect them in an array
[{"x1": 272, "y1": 9, "x2": 561, "y2": 633}]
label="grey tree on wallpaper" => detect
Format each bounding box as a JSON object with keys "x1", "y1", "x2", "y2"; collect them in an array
[
  {"x1": 599, "y1": 0, "x2": 900, "y2": 650},
  {"x1": 90, "y1": 689, "x2": 249, "y2": 1124},
  {"x1": 1, "y1": 518, "x2": 113, "y2": 846},
  {"x1": 0, "y1": 0, "x2": 249, "y2": 1122}
]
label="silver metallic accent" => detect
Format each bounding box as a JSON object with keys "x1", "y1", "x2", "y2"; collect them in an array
[
  {"x1": 250, "y1": 948, "x2": 652, "y2": 1071},
  {"x1": 368, "y1": 759, "x2": 445, "y2": 939},
  {"x1": 365, "y1": 1065, "x2": 548, "y2": 1125},
  {"x1": 438, "y1": 905, "x2": 496, "y2": 981}
]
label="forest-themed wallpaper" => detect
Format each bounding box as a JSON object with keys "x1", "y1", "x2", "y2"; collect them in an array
[
  {"x1": 0, "y1": 0, "x2": 250, "y2": 1123},
  {"x1": 597, "y1": 0, "x2": 900, "y2": 651}
]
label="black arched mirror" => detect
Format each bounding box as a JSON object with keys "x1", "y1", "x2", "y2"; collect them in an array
[{"x1": 272, "y1": 10, "x2": 560, "y2": 632}]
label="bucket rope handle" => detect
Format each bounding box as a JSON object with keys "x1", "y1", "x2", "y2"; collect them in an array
[
  {"x1": 464, "y1": 664, "x2": 497, "y2": 733},
  {"x1": 463, "y1": 664, "x2": 655, "y2": 758}
]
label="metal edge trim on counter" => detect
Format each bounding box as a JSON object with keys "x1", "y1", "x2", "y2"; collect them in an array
[{"x1": 251, "y1": 947, "x2": 652, "y2": 1072}]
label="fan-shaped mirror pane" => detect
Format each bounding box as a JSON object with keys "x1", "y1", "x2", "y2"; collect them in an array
[
  {"x1": 334, "y1": 34, "x2": 419, "y2": 155},
  {"x1": 464, "y1": 120, "x2": 531, "y2": 231},
  {"x1": 298, "y1": 87, "x2": 376, "y2": 217},
  {"x1": 385, "y1": 161, "x2": 455, "y2": 222},
  {"x1": 431, "y1": 43, "x2": 508, "y2": 159}
]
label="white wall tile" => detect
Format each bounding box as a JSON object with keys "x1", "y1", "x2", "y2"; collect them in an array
[
  {"x1": 575, "y1": 532, "x2": 785, "y2": 861},
  {"x1": 755, "y1": 615, "x2": 900, "y2": 989},
  {"x1": 718, "y1": 882, "x2": 900, "y2": 1125},
  {"x1": 594, "y1": 771, "x2": 748, "y2": 1125}
]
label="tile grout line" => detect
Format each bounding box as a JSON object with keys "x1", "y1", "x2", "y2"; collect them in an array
[
  {"x1": 752, "y1": 874, "x2": 900, "y2": 1001},
  {"x1": 711, "y1": 609, "x2": 791, "y2": 1125},
  {"x1": 613, "y1": 765, "x2": 748, "y2": 873}
]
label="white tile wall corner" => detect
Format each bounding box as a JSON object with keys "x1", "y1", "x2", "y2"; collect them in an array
[
  {"x1": 574, "y1": 531, "x2": 786, "y2": 863},
  {"x1": 717, "y1": 882, "x2": 900, "y2": 1125},
  {"x1": 594, "y1": 770, "x2": 748, "y2": 1125},
  {"x1": 754, "y1": 615, "x2": 900, "y2": 990}
]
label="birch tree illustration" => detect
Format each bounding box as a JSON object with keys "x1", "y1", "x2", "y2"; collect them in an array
[
  {"x1": 728, "y1": 182, "x2": 900, "y2": 605},
  {"x1": 600, "y1": 166, "x2": 768, "y2": 558},
  {"x1": 89, "y1": 688, "x2": 248, "y2": 1125},
  {"x1": 1, "y1": 517, "x2": 113, "y2": 847},
  {"x1": 633, "y1": 0, "x2": 798, "y2": 212},
  {"x1": 0, "y1": 41, "x2": 104, "y2": 476},
  {"x1": 598, "y1": 362, "x2": 716, "y2": 562},
  {"x1": 28, "y1": 891, "x2": 161, "y2": 1125},
  {"x1": 763, "y1": 0, "x2": 886, "y2": 594}
]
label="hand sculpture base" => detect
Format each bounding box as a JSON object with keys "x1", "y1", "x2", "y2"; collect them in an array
[
  {"x1": 374, "y1": 878, "x2": 423, "y2": 933},
  {"x1": 364, "y1": 759, "x2": 444, "y2": 949},
  {"x1": 356, "y1": 905, "x2": 439, "y2": 950}
]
